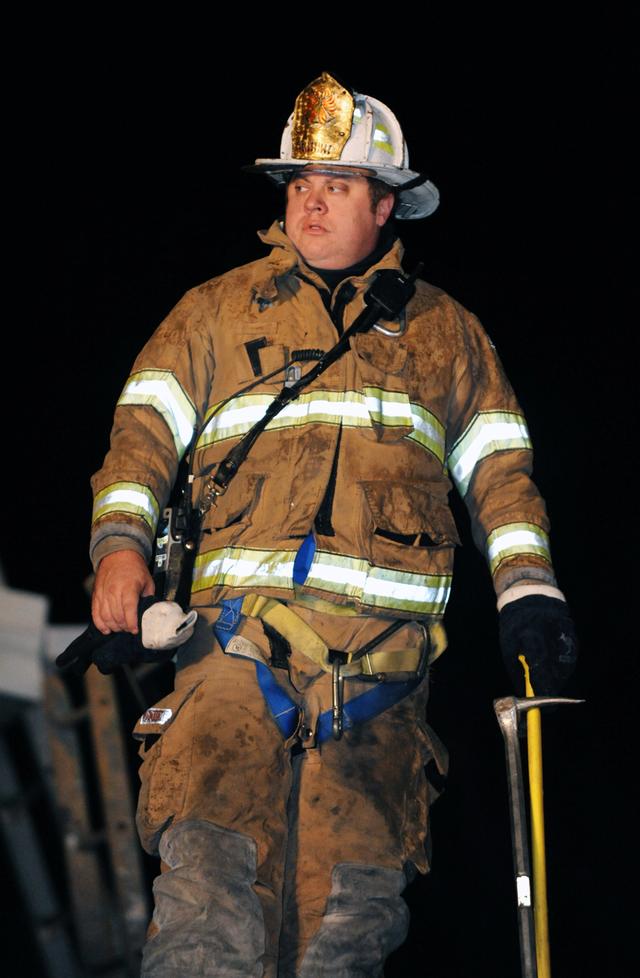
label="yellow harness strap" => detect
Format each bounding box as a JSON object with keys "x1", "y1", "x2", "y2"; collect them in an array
[
  {"x1": 240, "y1": 594, "x2": 447, "y2": 677},
  {"x1": 241, "y1": 594, "x2": 333, "y2": 670}
]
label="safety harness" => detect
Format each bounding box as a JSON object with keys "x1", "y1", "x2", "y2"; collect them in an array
[{"x1": 211, "y1": 593, "x2": 445, "y2": 742}]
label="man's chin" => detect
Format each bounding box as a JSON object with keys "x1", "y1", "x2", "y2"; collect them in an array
[
  {"x1": 298, "y1": 241, "x2": 351, "y2": 269},
  {"x1": 297, "y1": 246, "x2": 335, "y2": 269}
]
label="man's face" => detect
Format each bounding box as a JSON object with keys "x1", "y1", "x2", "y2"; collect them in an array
[{"x1": 284, "y1": 170, "x2": 394, "y2": 269}]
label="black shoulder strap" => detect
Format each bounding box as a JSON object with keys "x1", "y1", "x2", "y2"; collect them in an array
[{"x1": 210, "y1": 264, "x2": 422, "y2": 497}]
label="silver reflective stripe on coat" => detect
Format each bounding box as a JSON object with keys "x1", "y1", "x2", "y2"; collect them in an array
[
  {"x1": 192, "y1": 547, "x2": 297, "y2": 593},
  {"x1": 448, "y1": 411, "x2": 532, "y2": 496},
  {"x1": 486, "y1": 522, "x2": 551, "y2": 576},
  {"x1": 197, "y1": 389, "x2": 446, "y2": 464},
  {"x1": 118, "y1": 369, "x2": 197, "y2": 456},
  {"x1": 406, "y1": 403, "x2": 446, "y2": 464},
  {"x1": 306, "y1": 551, "x2": 451, "y2": 615},
  {"x1": 92, "y1": 481, "x2": 160, "y2": 530},
  {"x1": 192, "y1": 545, "x2": 451, "y2": 616}
]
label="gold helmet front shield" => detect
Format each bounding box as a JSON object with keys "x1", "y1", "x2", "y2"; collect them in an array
[{"x1": 291, "y1": 72, "x2": 354, "y2": 161}]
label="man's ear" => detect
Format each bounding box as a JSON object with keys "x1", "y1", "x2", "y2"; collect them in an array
[{"x1": 376, "y1": 193, "x2": 395, "y2": 227}]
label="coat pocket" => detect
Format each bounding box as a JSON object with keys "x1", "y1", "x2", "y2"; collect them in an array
[
  {"x1": 195, "y1": 470, "x2": 265, "y2": 532},
  {"x1": 233, "y1": 337, "x2": 288, "y2": 385},
  {"x1": 352, "y1": 332, "x2": 414, "y2": 444},
  {"x1": 132, "y1": 680, "x2": 204, "y2": 854},
  {"x1": 362, "y1": 481, "x2": 461, "y2": 547},
  {"x1": 354, "y1": 330, "x2": 409, "y2": 376},
  {"x1": 361, "y1": 480, "x2": 460, "y2": 586}
]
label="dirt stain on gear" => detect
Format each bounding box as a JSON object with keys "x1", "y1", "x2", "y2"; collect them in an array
[
  {"x1": 133, "y1": 609, "x2": 448, "y2": 975},
  {"x1": 141, "y1": 819, "x2": 266, "y2": 978}
]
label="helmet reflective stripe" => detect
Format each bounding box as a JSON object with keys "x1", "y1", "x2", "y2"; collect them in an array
[
  {"x1": 118, "y1": 370, "x2": 197, "y2": 456},
  {"x1": 198, "y1": 389, "x2": 445, "y2": 463},
  {"x1": 192, "y1": 544, "x2": 451, "y2": 616},
  {"x1": 92, "y1": 482, "x2": 159, "y2": 529},
  {"x1": 372, "y1": 123, "x2": 394, "y2": 156},
  {"x1": 448, "y1": 412, "x2": 532, "y2": 497},
  {"x1": 486, "y1": 523, "x2": 551, "y2": 576},
  {"x1": 193, "y1": 547, "x2": 297, "y2": 592}
]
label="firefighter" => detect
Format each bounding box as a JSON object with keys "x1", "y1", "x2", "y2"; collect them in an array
[{"x1": 87, "y1": 73, "x2": 577, "y2": 977}]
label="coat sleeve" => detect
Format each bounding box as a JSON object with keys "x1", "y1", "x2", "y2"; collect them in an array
[
  {"x1": 445, "y1": 301, "x2": 558, "y2": 597},
  {"x1": 89, "y1": 287, "x2": 217, "y2": 570}
]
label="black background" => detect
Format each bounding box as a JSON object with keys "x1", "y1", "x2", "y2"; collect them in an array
[{"x1": 3, "y1": 23, "x2": 637, "y2": 977}]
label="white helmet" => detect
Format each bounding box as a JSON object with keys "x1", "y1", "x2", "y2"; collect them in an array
[{"x1": 248, "y1": 72, "x2": 439, "y2": 221}]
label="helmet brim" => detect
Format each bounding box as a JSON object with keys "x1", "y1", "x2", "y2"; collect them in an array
[{"x1": 245, "y1": 159, "x2": 439, "y2": 220}]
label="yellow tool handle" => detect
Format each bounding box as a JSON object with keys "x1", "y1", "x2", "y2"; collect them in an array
[{"x1": 519, "y1": 654, "x2": 551, "y2": 978}]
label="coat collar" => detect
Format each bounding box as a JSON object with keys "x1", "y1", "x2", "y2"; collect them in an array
[{"x1": 253, "y1": 220, "x2": 405, "y2": 303}]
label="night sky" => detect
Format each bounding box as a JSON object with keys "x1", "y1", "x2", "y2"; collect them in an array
[{"x1": 4, "y1": 36, "x2": 636, "y2": 977}]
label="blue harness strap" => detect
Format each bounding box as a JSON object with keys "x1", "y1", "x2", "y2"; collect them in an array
[
  {"x1": 254, "y1": 663, "x2": 299, "y2": 738},
  {"x1": 213, "y1": 597, "x2": 299, "y2": 739},
  {"x1": 213, "y1": 597, "x2": 421, "y2": 744},
  {"x1": 316, "y1": 677, "x2": 422, "y2": 744},
  {"x1": 212, "y1": 596, "x2": 245, "y2": 649}
]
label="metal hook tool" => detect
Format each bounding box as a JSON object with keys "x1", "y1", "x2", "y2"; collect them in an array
[{"x1": 494, "y1": 690, "x2": 584, "y2": 978}]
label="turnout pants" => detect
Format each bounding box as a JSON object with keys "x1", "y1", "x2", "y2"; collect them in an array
[{"x1": 133, "y1": 608, "x2": 447, "y2": 978}]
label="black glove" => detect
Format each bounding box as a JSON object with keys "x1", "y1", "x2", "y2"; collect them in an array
[
  {"x1": 499, "y1": 594, "x2": 578, "y2": 696},
  {"x1": 56, "y1": 596, "x2": 197, "y2": 676}
]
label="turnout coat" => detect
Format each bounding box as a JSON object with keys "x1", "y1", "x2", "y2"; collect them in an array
[{"x1": 90, "y1": 221, "x2": 557, "y2": 622}]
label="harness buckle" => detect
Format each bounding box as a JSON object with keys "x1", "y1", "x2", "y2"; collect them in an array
[
  {"x1": 330, "y1": 651, "x2": 348, "y2": 741},
  {"x1": 415, "y1": 623, "x2": 431, "y2": 679}
]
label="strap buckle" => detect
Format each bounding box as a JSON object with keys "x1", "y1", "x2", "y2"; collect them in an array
[{"x1": 330, "y1": 651, "x2": 348, "y2": 740}]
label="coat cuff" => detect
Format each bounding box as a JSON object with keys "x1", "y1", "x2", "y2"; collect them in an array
[
  {"x1": 90, "y1": 521, "x2": 153, "y2": 571},
  {"x1": 493, "y1": 559, "x2": 558, "y2": 596},
  {"x1": 497, "y1": 583, "x2": 566, "y2": 612}
]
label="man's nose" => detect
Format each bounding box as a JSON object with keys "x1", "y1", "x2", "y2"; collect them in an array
[{"x1": 304, "y1": 188, "x2": 327, "y2": 212}]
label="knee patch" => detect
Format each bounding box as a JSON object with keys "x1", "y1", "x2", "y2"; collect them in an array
[
  {"x1": 296, "y1": 863, "x2": 410, "y2": 978},
  {"x1": 142, "y1": 820, "x2": 265, "y2": 978}
]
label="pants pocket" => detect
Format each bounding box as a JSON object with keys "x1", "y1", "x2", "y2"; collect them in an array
[
  {"x1": 133, "y1": 681, "x2": 203, "y2": 854},
  {"x1": 401, "y1": 712, "x2": 449, "y2": 874}
]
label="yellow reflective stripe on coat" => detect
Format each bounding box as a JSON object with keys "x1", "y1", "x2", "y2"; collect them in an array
[
  {"x1": 486, "y1": 523, "x2": 551, "y2": 575},
  {"x1": 363, "y1": 386, "x2": 413, "y2": 426},
  {"x1": 192, "y1": 547, "x2": 297, "y2": 592},
  {"x1": 448, "y1": 412, "x2": 532, "y2": 497},
  {"x1": 92, "y1": 482, "x2": 159, "y2": 529},
  {"x1": 197, "y1": 389, "x2": 446, "y2": 464},
  {"x1": 406, "y1": 404, "x2": 446, "y2": 464},
  {"x1": 306, "y1": 551, "x2": 451, "y2": 615},
  {"x1": 193, "y1": 544, "x2": 451, "y2": 616},
  {"x1": 118, "y1": 369, "x2": 197, "y2": 456}
]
